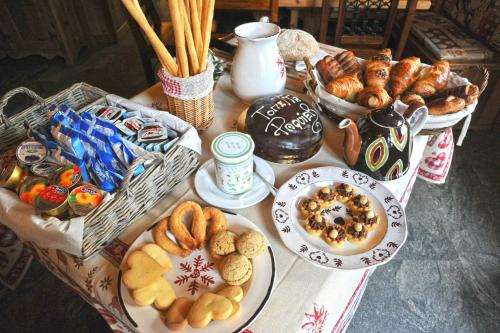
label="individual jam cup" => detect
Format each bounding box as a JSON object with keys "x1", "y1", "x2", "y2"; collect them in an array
[
  {"x1": 52, "y1": 165, "x2": 82, "y2": 190},
  {"x1": 35, "y1": 185, "x2": 69, "y2": 217},
  {"x1": 30, "y1": 162, "x2": 61, "y2": 178},
  {"x1": 0, "y1": 152, "x2": 23, "y2": 190},
  {"x1": 18, "y1": 177, "x2": 49, "y2": 205},
  {"x1": 16, "y1": 140, "x2": 48, "y2": 167},
  {"x1": 68, "y1": 185, "x2": 104, "y2": 216}
]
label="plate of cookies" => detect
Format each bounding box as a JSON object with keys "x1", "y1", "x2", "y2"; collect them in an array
[
  {"x1": 118, "y1": 201, "x2": 275, "y2": 332},
  {"x1": 271, "y1": 167, "x2": 407, "y2": 270}
]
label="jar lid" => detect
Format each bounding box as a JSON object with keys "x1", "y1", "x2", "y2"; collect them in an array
[
  {"x1": 211, "y1": 132, "x2": 255, "y2": 164},
  {"x1": 369, "y1": 104, "x2": 404, "y2": 128}
]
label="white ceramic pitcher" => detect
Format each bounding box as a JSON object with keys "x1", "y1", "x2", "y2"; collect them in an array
[{"x1": 231, "y1": 19, "x2": 286, "y2": 103}]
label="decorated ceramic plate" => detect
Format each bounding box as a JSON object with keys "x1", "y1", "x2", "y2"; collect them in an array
[
  {"x1": 271, "y1": 166, "x2": 407, "y2": 270},
  {"x1": 118, "y1": 212, "x2": 275, "y2": 332}
]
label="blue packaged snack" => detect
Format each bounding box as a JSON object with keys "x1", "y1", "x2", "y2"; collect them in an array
[
  {"x1": 79, "y1": 134, "x2": 126, "y2": 177},
  {"x1": 50, "y1": 121, "x2": 86, "y2": 159},
  {"x1": 86, "y1": 156, "x2": 121, "y2": 193}
]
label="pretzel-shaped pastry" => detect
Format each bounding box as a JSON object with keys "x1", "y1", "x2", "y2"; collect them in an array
[
  {"x1": 203, "y1": 207, "x2": 228, "y2": 237},
  {"x1": 170, "y1": 201, "x2": 206, "y2": 249},
  {"x1": 153, "y1": 218, "x2": 191, "y2": 257}
]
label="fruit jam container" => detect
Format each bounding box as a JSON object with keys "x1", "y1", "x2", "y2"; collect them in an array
[
  {"x1": 211, "y1": 132, "x2": 255, "y2": 195},
  {"x1": 35, "y1": 185, "x2": 69, "y2": 217},
  {"x1": 18, "y1": 177, "x2": 49, "y2": 205},
  {"x1": 16, "y1": 140, "x2": 47, "y2": 167},
  {"x1": 30, "y1": 162, "x2": 60, "y2": 178},
  {"x1": 52, "y1": 165, "x2": 82, "y2": 190},
  {"x1": 68, "y1": 185, "x2": 104, "y2": 216},
  {"x1": 0, "y1": 152, "x2": 23, "y2": 190}
]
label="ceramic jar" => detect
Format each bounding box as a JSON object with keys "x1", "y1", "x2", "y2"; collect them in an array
[
  {"x1": 211, "y1": 132, "x2": 255, "y2": 195},
  {"x1": 231, "y1": 20, "x2": 286, "y2": 103}
]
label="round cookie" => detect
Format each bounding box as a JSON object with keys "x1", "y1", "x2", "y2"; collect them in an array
[
  {"x1": 220, "y1": 253, "x2": 252, "y2": 286},
  {"x1": 235, "y1": 230, "x2": 266, "y2": 258},
  {"x1": 209, "y1": 230, "x2": 238, "y2": 259}
]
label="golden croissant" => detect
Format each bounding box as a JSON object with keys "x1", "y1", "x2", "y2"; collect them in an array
[
  {"x1": 325, "y1": 74, "x2": 364, "y2": 102},
  {"x1": 357, "y1": 86, "x2": 392, "y2": 109},
  {"x1": 412, "y1": 60, "x2": 450, "y2": 97},
  {"x1": 389, "y1": 56, "x2": 421, "y2": 98},
  {"x1": 363, "y1": 48, "x2": 392, "y2": 88}
]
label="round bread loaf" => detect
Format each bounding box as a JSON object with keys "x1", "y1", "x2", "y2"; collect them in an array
[
  {"x1": 245, "y1": 94, "x2": 323, "y2": 164},
  {"x1": 278, "y1": 29, "x2": 320, "y2": 61}
]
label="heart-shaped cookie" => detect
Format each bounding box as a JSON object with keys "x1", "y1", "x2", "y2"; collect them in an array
[
  {"x1": 123, "y1": 250, "x2": 168, "y2": 290},
  {"x1": 141, "y1": 243, "x2": 173, "y2": 271},
  {"x1": 132, "y1": 277, "x2": 176, "y2": 310},
  {"x1": 163, "y1": 297, "x2": 194, "y2": 331},
  {"x1": 187, "y1": 293, "x2": 233, "y2": 328},
  {"x1": 217, "y1": 285, "x2": 244, "y2": 302}
]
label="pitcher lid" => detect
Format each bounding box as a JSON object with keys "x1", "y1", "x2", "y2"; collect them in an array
[{"x1": 369, "y1": 104, "x2": 404, "y2": 128}]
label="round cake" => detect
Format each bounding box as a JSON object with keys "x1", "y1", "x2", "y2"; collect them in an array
[{"x1": 245, "y1": 94, "x2": 323, "y2": 164}]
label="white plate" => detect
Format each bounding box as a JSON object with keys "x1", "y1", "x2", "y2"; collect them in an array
[
  {"x1": 271, "y1": 166, "x2": 407, "y2": 270},
  {"x1": 118, "y1": 213, "x2": 275, "y2": 332},
  {"x1": 194, "y1": 156, "x2": 275, "y2": 210}
]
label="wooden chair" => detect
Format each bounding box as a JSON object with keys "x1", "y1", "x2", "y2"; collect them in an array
[
  {"x1": 319, "y1": 0, "x2": 418, "y2": 60},
  {"x1": 215, "y1": 0, "x2": 279, "y2": 23}
]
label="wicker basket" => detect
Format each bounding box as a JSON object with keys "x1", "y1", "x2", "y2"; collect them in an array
[
  {"x1": 0, "y1": 83, "x2": 200, "y2": 259},
  {"x1": 158, "y1": 60, "x2": 215, "y2": 130}
]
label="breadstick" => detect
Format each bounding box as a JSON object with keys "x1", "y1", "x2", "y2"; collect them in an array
[
  {"x1": 197, "y1": 0, "x2": 203, "y2": 22},
  {"x1": 181, "y1": 0, "x2": 200, "y2": 74},
  {"x1": 199, "y1": 0, "x2": 214, "y2": 71},
  {"x1": 189, "y1": 0, "x2": 203, "y2": 54},
  {"x1": 122, "y1": 0, "x2": 177, "y2": 75},
  {"x1": 168, "y1": 0, "x2": 189, "y2": 77},
  {"x1": 200, "y1": 0, "x2": 209, "y2": 46},
  {"x1": 184, "y1": 0, "x2": 191, "y2": 25}
]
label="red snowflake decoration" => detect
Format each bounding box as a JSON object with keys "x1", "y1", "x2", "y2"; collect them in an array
[
  {"x1": 174, "y1": 255, "x2": 215, "y2": 295},
  {"x1": 301, "y1": 303, "x2": 329, "y2": 333},
  {"x1": 276, "y1": 57, "x2": 285, "y2": 78}
]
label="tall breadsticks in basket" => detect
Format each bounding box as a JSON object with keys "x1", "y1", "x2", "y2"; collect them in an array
[
  {"x1": 122, "y1": 0, "x2": 214, "y2": 77},
  {"x1": 122, "y1": 0, "x2": 178, "y2": 75}
]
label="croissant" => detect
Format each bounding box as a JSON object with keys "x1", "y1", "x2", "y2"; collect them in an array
[
  {"x1": 412, "y1": 60, "x2": 450, "y2": 97},
  {"x1": 363, "y1": 48, "x2": 392, "y2": 88},
  {"x1": 316, "y1": 51, "x2": 361, "y2": 83},
  {"x1": 401, "y1": 93, "x2": 425, "y2": 106},
  {"x1": 389, "y1": 56, "x2": 421, "y2": 98},
  {"x1": 429, "y1": 84, "x2": 479, "y2": 105},
  {"x1": 326, "y1": 74, "x2": 364, "y2": 102},
  {"x1": 428, "y1": 96, "x2": 466, "y2": 115},
  {"x1": 357, "y1": 86, "x2": 392, "y2": 109}
]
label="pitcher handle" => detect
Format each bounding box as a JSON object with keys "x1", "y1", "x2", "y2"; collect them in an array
[{"x1": 404, "y1": 103, "x2": 428, "y2": 135}]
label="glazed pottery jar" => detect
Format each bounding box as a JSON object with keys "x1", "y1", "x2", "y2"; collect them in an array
[
  {"x1": 211, "y1": 132, "x2": 255, "y2": 195},
  {"x1": 231, "y1": 20, "x2": 286, "y2": 103},
  {"x1": 339, "y1": 102, "x2": 428, "y2": 181}
]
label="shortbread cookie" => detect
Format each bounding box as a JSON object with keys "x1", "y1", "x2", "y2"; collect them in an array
[
  {"x1": 187, "y1": 293, "x2": 233, "y2": 328},
  {"x1": 209, "y1": 230, "x2": 238, "y2": 259},
  {"x1": 299, "y1": 198, "x2": 322, "y2": 218},
  {"x1": 358, "y1": 210, "x2": 380, "y2": 230},
  {"x1": 305, "y1": 214, "x2": 327, "y2": 237},
  {"x1": 322, "y1": 224, "x2": 347, "y2": 247},
  {"x1": 346, "y1": 218, "x2": 368, "y2": 243},
  {"x1": 236, "y1": 230, "x2": 266, "y2": 258},
  {"x1": 141, "y1": 243, "x2": 172, "y2": 271},
  {"x1": 163, "y1": 297, "x2": 194, "y2": 331},
  {"x1": 122, "y1": 250, "x2": 168, "y2": 290},
  {"x1": 131, "y1": 276, "x2": 176, "y2": 310},
  {"x1": 314, "y1": 187, "x2": 336, "y2": 208},
  {"x1": 216, "y1": 285, "x2": 244, "y2": 302},
  {"x1": 335, "y1": 183, "x2": 354, "y2": 202},
  {"x1": 220, "y1": 253, "x2": 253, "y2": 286}
]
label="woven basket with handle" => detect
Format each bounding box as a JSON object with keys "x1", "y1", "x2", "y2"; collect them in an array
[{"x1": 0, "y1": 83, "x2": 200, "y2": 259}]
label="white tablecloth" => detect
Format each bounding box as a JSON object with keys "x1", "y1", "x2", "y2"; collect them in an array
[{"x1": 11, "y1": 73, "x2": 427, "y2": 333}]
